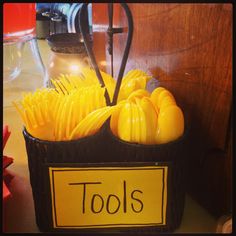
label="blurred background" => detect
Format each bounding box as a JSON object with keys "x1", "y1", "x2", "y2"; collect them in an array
[{"x1": 35, "y1": 3, "x2": 92, "y2": 38}]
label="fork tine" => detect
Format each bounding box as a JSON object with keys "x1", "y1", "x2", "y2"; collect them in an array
[
  {"x1": 54, "y1": 97, "x2": 65, "y2": 140},
  {"x1": 12, "y1": 101, "x2": 27, "y2": 124},
  {"x1": 59, "y1": 99, "x2": 69, "y2": 141},
  {"x1": 34, "y1": 104, "x2": 45, "y2": 126},
  {"x1": 24, "y1": 109, "x2": 35, "y2": 130},
  {"x1": 51, "y1": 79, "x2": 66, "y2": 94},
  {"x1": 27, "y1": 107, "x2": 38, "y2": 128},
  {"x1": 42, "y1": 100, "x2": 51, "y2": 123}
]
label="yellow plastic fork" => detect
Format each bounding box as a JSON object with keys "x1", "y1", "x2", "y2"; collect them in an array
[{"x1": 13, "y1": 101, "x2": 55, "y2": 141}]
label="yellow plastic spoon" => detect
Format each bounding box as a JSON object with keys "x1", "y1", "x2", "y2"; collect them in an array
[
  {"x1": 133, "y1": 103, "x2": 141, "y2": 144},
  {"x1": 136, "y1": 99, "x2": 147, "y2": 144},
  {"x1": 130, "y1": 103, "x2": 137, "y2": 143},
  {"x1": 159, "y1": 95, "x2": 176, "y2": 112},
  {"x1": 127, "y1": 89, "x2": 150, "y2": 103},
  {"x1": 156, "y1": 90, "x2": 176, "y2": 109},
  {"x1": 110, "y1": 101, "x2": 126, "y2": 136},
  {"x1": 69, "y1": 106, "x2": 114, "y2": 140},
  {"x1": 138, "y1": 97, "x2": 158, "y2": 144},
  {"x1": 156, "y1": 105, "x2": 184, "y2": 144},
  {"x1": 117, "y1": 102, "x2": 132, "y2": 142}
]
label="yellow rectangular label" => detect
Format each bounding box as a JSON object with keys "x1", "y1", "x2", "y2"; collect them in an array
[{"x1": 49, "y1": 166, "x2": 168, "y2": 229}]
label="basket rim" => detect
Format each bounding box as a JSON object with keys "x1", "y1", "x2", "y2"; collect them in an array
[{"x1": 22, "y1": 117, "x2": 189, "y2": 148}]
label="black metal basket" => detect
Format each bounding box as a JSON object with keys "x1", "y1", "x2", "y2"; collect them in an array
[
  {"x1": 23, "y1": 3, "x2": 190, "y2": 233},
  {"x1": 23, "y1": 118, "x2": 189, "y2": 233}
]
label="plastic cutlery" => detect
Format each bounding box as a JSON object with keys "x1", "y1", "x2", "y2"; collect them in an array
[
  {"x1": 127, "y1": 89, "x2": 150, "y2": 102},
  {"x1": 136, "y1": 99, "x2": 147, "y2": 144},
  {"x1": 138, "y1": 97, "x2": 158, "y2": 144},
  {"x1": 110, "y1": 101, "x2": 126, "y2": 136},
  {"x1": 156, "y1": 105, "x2": 184, "y2": 144},
  {"x1": 69, "y1": 106, "x2": 114, "y2": 140},
  {"x1": 13, "y1": 101, "x2": 55, "y2": 141},
  {"x1": 117, "y1": 102, "x2": 132, "y2": 142}
]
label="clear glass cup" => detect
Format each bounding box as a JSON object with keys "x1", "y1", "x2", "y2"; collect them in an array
[
  {"x1": 3, "y1": 3, "x2": 47, "y2": 157},
  {"x1": 3, "y1": 3, "x2": 46, "y2": 107},
  {"x1": 3, "y1": 41, "x2": 23, "y2": 82}
]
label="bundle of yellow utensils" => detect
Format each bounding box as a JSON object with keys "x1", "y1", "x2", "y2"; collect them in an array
[
  {"x1": 13, "y1": 68, "x2": 150, "y2": 141},
  {"x1": 13, "y1": 85, "x2": 109, "y2": 141},
  {"x1": 110, "y1": 87, "x2": 184, "y2": 144},
  {"x1": 13, "y1": 67, "x2": 184, "y2": 144},
  {"x1": 51, "y1": 67, "x2": 152, "y2": 102}
]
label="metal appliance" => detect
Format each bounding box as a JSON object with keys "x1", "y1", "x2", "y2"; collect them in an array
[{"x1": 36, "y1": 3, "x2": 91, "y2": 39}]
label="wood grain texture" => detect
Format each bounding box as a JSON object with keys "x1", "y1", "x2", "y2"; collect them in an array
[
  {"x1": 92, "y1": 4, "x2": 121, "y2": 71},
  {"x1": 114, "y1": 3, "x2": 232, "y2": 150},
  {"x1": 92, "y1": 3, "x2": 232, "y2": 217},
  {"x1": 91, "y1": 4, "x2": 108, "y2": 71}
]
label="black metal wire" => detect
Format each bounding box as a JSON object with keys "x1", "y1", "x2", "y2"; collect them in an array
[
  {"x1": 108, "y1": 3, "x2": 114, "y2": 78},
  {"x1": 111, "y1": 3, "x2": 133, "y2": 105},
  {"x1": 79, "y1": 3, "x2": 133, "y2": 106},
  {"x1": 79, "y1": 3, "x2": 111, "y2": 105}
]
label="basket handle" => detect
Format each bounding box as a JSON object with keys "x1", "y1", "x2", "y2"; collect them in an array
[
  {"x1": 79, "y1": 4, "x2": 110, "y2": 105},
  {"x1": 79, "y1": 3, "x2": 133, "y2": 106}
]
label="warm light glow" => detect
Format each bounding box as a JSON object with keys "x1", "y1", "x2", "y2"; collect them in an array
[
  {"x1": 100, "y1": 60, "x2": 107, "y2": 66},
  {"x1": 69, "y1": 64, "x2": 80, "y2": 72}
]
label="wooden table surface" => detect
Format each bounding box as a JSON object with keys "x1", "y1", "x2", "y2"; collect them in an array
[{"x1": 3, "y1": 39, "x2": 218, "y2": 233}]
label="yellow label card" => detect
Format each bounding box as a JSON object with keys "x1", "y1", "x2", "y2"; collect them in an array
[{"x1": 49, "y1": 165, "x2": 168, "y2": 229}]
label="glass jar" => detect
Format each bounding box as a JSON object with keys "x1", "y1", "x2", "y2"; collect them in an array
[
  {"x1": 3, "y1": 3, "x2": 46, "y2": 107},
  {"x1": 45, "y1": 33, "x2": 90, "y2": 86},
  {"x1": 3, "y1": 3, "x2": 46, "y2": 176}
]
